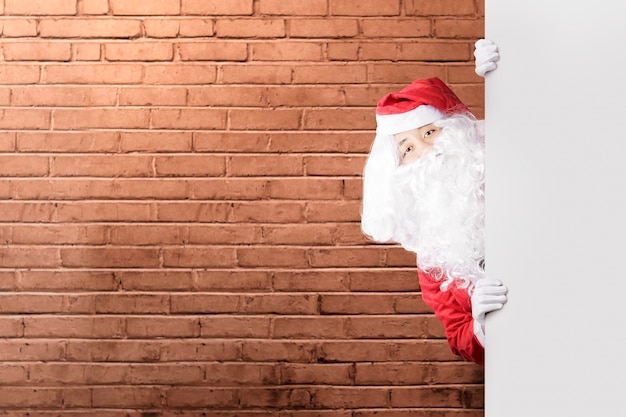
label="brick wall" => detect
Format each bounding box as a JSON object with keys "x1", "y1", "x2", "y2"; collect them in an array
[{"x1": 0, "y1": 0, "x2": 486, "y2": 415}]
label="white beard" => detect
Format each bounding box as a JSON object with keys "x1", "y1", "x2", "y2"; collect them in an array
[{"x1": 391, "y1": 115, "x2": 485, "y2": 288}]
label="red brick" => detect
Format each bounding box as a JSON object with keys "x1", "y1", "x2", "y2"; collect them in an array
[
  {"x1": 390, "y1": 386, "x2": 466, "y2": 408},
  {"x1": 51, "y1": 154, "x2": 153, "y2": 177},
  {"x1": 11, "y1": 224, "x2": 108, "y2": 245},
  {"x1": 242, "y1": 340, "x2": 316, "y2": 362},
  {"x1": 179, "y1": 19, "x2": 215, "y2": 37},
  {"x1": 1, "y1": 19, "x2": 38, "y2": 37},
  {"x1": 155, "y1": 155, "x2": 226, "y2": 176},
  {"x1": 170, "y1": 294, "x2": 240, "y2": 313},
  {"x1": 181, "y1": 0, "x2": 254, "y2": 16},
  {"x1": 259, "y1": 224, "x2": 334, "y2": 245},
  {"x1": 190, "y1": 178, "x2": 268, "y2": 200},
  {"x1": 143, "y1": 19, "x2": 181, "y2": 38},
  {"x1": 60, "y1": 247, "x2": 161, "y2": 268},
  {"x1": 94, "y1": 293, "x2": 169, "y2": 314},
  {"x1": 288, "y1": 18, "x2": 358, "y2": 38},
  {"x1": 281, "y1": 363, "x2": 353, "y2": 385},
  {"x1": 0, "y1": 63, "x2": 40, "y2": 84},
  {"x1": 251, "y1": 41, "x2": 323, "y2": 61},
  {"x1": 304, "y1": 155, "x2": 366, "y2": 176},
  {"x1": 72, "y1": 42, "x2": 102, "y2": 60},
  {"x1": 348, "y1": 316, "x2": 444, "y2": 339},
  {"x1": 436, "y1": 18, "x2": 485, "y2": 38},
  {"x1": 160, "y1": 339, "x2": 241, "y2": 361},
  {"x1": 229, "y1": 154, "x2": 303, "y2": 176},
  {"x1": 0, "y1": 317, "x2": 24, "y2": 337},
  {"x1": 292, "y1": 64, "x2": 367, "y2": 83},
  {"x1": 56, "y1": 202, "x2": 153, "y2": 222},
  {"x1": 330, "y1": 0, "x2": 400, "y2": 16},
  {"x1": 54, "y1": 108, "x2": 150, "y2": 129},
  {"x1": 44, "y1": 63, "x2": 144, "y2": 84},
  {"x1": 5, "y1": 0, "x2": 76, "y2": 15},
  {"x1": 17, "y1": 131, "x2": 119, "y2": 153},
  {"x1": 39, "y1": 18, "x2": 142, "y2": 38},
  {"x1": 13, "y1": 291, "x2": 77, "y2": 318},
  {"x1": 221, "y1": 64, "x2": 292, "y2": 84},
  {"x1": 12, "y1": 86, "x2": 116, "y2": 106},
  {"x1": 272, "y1": 270, "x2": 350, "y2": 292},
  {"x1": 0, "y1": 387, "x2": 63, "y2": 408},
  {"x1": 0, "y1": 132, "x2": 15, "y2": 151},
  {"x1": 151, "y1": 65, "x2": 208, "y2": 86},
  {"x1": 179, "y1": 41, "x2": 248, "y2": 61},
  {"x1": 0, "y1": 247, "x2": 60, "y2": 268},
  {"x1": 120, "y1": 131, "x2": 193, "y2": 152},
  {"x1": 230, "y1": 108, "x2": 302, "y2": 130},
  {"x1": 231, "y1": 201, "x2": 305, "y2": 223},
  {"x1": 79, "y1": 0, "x2": 110, "y2": 15},
  {"x1": 92, "y1": 387, "x2": 164, "y2": 408},
  {"x1": 267, "y1": 178, "x2": 343, "y2": 200},
  {"x1": 156, "y1": 202, "x2": 230, "y2": 222},
  {"x1": 0, "y1": 88, "x2": 10, "y2": 105},
  {"x1": 118, "y1": 86, "x2": 187, "y2": 106},
  {"x1": 368, "y1": 63, "x2": 446, "y2": 83},
  {"x1": 259, "y1": 0, "x2": 328, "y2": 16},
  {"x1": 205, "y1": 363, "x2": 279, "y2": 385},
  {"x1": 3, "y1": 41, "x2": 70, "y2": 61},
  {"x1": 166, "y1": 387, "x2": 238, "y2": 408},
  {"x1": 303, "y1": 108, "x2": 374, "y2": 130},
  {"x1": 397, "y1": 41, "x2": 471, "y2": 61},
  {"x1": 18, "y1": 270, "x2": 118, "y2": 291},
  {"x1": 405, "y1": 0, "x2": 478, "y2": 16},
  {"x1": 111, "y1": 225, "x2": 186, "y2": 246},
  {"x1": 105, "y1": 42, "x2": 174, "y2": 61},
  {"x1": 273, "y1": 316, "x2": 348, "y2": 338},
  {"x1": 23, "y1": 316, "x2": 125, "y2": 338},
  {"x1": 362, "y1": 18, "x2": 431, "y2": 37},
  {"x1": 242, "y1": 293, "x2": 319, "y2": 314},
  {"x1": 0, "y1": 109, "x2": 50, "y2": 129},
  {"x1": 311, "y1": 387, "x2": 389, "y2": 408},
  {"x1": 195, "y1": 270, "x2": 271, "y2": 291},
  {"x1": 199, "y1": 316, "x2": 271, "y2": 338},
  {"x1": 187, "y1": 85, "x2": 267, "y2": 106},
  {"x1": 126, "y1": 317, "x2": 200, "y2": 338},
  {"x1": 237, "y1": 247, "x2": 309, "y2": 268},
  {"x1": 216, "y1": 18, "x2": 285, "y2": 38},
  {"x1": 163, "y1": 247, "x2": 238, "y2": 268},
  {"x1": 119, "y1": 271, "x2": 194, "y2": 291},
  {"x1": 0, "y1": 155, "x2": 49, "y2": 177},
  {"x1": 151, "y1": 108, "x2": 228, "y2": 129},
  {"x1": 0, "y1": 339, "x2": 65, "y2": 360},
  {"x1": 110, "y1": 0, "x2": 180, "y2": 16}
]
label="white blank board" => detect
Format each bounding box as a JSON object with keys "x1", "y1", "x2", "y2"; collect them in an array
[{"x1": 485, "y1": 1, "x2": 626, "y2": 416}]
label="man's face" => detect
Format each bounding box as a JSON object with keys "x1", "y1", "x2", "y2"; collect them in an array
[{"x1": 393, "y1": 123, "x2": 442, "y2": 165}]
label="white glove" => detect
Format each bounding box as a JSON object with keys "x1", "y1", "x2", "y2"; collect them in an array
[
  {"x1": 471, "y1": 278, "x2": 508, "y2": 346},
  {"x1": 474, "y1": 39, "x2": 500, "y2": 77}
]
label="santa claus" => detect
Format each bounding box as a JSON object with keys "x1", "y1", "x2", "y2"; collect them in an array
[{"x1": 361, "y1": 40, "x2": 506, "y2": 365}]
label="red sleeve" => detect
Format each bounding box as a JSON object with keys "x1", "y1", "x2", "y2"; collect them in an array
[{"x1": 418, "y1": 269, "x2": 484, "y2": 365}]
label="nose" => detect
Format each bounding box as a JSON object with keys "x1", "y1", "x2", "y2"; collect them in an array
[{"x1": 402, "y1": 139, "x2": 433, "y2": 164}]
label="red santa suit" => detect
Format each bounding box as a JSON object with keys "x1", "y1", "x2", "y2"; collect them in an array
[{"x1": 418, "y1": 268, "x2": 484, "y2": 365}]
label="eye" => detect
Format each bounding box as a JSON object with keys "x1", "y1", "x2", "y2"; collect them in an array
[
  {"x1": 424, "y1": 129, "x2": 436, "y2": 138},
  {"x1": 403, "y1": 146, "x2": 413, "y2": 156}
]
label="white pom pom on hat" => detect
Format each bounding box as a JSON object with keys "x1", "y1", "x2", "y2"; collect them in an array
[{"x1": 361, "y1": 77, "x2": 471, "y2": 242}]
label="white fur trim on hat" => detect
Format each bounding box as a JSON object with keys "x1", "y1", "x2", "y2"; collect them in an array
[{"x1": 376, "y1": 104, "x2": 445, "y2": 136}]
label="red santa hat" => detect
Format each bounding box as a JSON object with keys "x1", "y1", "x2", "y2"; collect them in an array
[{"x1": 362, "y1": 77, "x2": 471, "y2": 242}]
